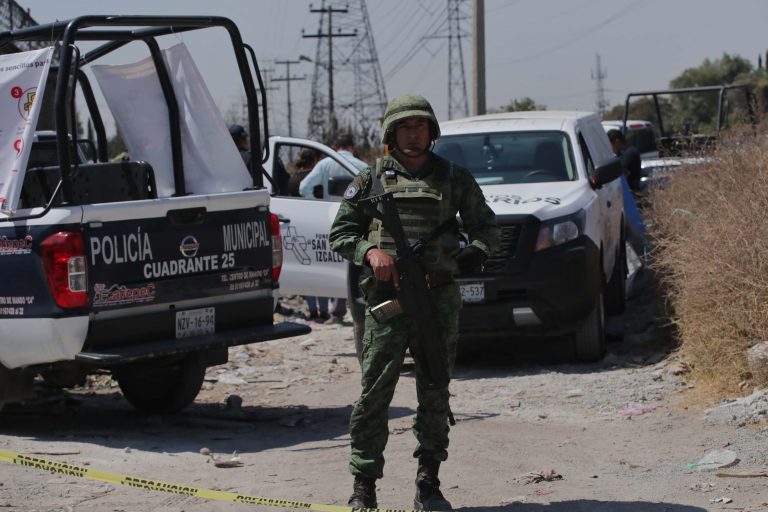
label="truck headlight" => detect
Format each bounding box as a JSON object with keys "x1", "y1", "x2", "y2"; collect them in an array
[{"x1": 535, "y1": 210, "x2": 585, "y2": 251}]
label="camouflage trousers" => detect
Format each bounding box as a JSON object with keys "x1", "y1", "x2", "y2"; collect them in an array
[{"x1": 349, "y1": 282, "x2": 461, "y2": 479}]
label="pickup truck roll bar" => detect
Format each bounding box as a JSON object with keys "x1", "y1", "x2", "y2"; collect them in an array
[
  {"x1": 0, "y1": 15, "x2": 268, "y2": 198},
  {"x1": 622, "y1": 84, "x2": 756, "y2": 139}
]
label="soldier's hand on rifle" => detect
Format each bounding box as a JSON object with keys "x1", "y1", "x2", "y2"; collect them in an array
[
  {"x1": 365, "y1": 248, "x2": 400, "y2": 288},
  {"x1": 454, "y1": 246, "x2": 487, "y2": 275}
]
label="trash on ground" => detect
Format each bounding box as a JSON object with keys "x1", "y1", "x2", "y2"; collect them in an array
[
  {"x1": 709, "y1": 496, "x2": 733, "y2": 504},
  {"x1": 299, "y1": 339, "x2": 317, "y2": 349},
  {"x1": 686, "y1": 449, "x2": 739, "y2": 471},
  {"x1": 716, "y1": 471, "x2": 768, "y2": 478},
  {"x1": 206, "y1": 450, "x2": 243, "y2": 468},
  {"x1": 514, "y1": 469, "x2": 563, "y2": 484},
  {"x1": 619, "y1": 403, "x2": 655, "y2": 417}
]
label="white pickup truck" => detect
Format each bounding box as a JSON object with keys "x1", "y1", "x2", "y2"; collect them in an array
[{"x1": 265, "y1": 111, "x2": 625, "y2": 361}]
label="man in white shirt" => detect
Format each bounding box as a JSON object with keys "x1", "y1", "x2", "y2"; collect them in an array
[{"x1": 299, "y1": 132, "x2": 368, "y2": 199}]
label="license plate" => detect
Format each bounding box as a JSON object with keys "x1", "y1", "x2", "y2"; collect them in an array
[
  {"x1": 176, "y1": 307, "x2": 215, "y2": 338},
  {"x1": 460, "y1": 282, "x2": 485, "y2": 303}
]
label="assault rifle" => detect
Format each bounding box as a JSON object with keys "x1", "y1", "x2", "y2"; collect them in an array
[{"x1": 357, "y1": 166, "x2": 451, "y2": 391}]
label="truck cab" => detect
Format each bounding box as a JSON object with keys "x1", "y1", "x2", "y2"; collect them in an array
[{"x1": 434, "y1": 111, "x2": 624, "y2": 361}]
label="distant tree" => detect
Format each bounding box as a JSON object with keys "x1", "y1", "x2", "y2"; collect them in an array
[
  {"x1": 668, "y1": 53, "x2": 754, "y2": 133},
  {"x1": 602, "y1": 97, "x2": 669, "y2": 123},
  {"x1": 670, "y1": 53, "x2": 752, "y2": 89},
  {"x1": 495, "y1": 97, "x2": 547, "y2": 112}
]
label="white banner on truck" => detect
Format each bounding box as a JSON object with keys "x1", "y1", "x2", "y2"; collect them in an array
[
  {"x1": 0, "y1": 47, "x2": 53, "y2": 213},
  {"x1": 91, "y1": 43, "x2": 251, "y2": 197}
]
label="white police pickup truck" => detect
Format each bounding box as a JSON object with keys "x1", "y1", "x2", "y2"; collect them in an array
[
  {"x1": 0, "y1": 16, "x2": 309, "y2": 412},
  {"x1": 265, "y1": 112, "x2": 624, "y2": 361}
]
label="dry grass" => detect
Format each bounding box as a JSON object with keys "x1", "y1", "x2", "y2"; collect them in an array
[{"x1": 646, "y1": 128, "x2": 768, "y2": 396}]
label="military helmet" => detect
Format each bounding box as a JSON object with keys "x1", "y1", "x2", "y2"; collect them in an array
[{"x1": 380, "y1": 95, "x2": 440, "y2": 145}]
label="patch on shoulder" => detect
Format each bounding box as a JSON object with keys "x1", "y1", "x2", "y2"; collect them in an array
[{"x1": 343, "y1": 184, "x2": 359, "y2": 199}]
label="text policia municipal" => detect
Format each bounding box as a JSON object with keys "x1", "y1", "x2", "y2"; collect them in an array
[{"x1": 88, "y1": 221, "x2": 270, "y2": 278}]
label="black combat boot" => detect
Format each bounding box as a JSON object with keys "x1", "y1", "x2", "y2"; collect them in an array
[
  {"x1": 414, "y1": 457, "x2": 452, "y2": 511},
  {"x1": 348, "y1": 475, "x2": 377, "y2": 509}
]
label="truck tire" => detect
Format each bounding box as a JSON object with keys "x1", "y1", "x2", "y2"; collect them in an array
[
  {"x1": 605, "y1": 224, "x2": 627, "y2": 315},
  {"x1": 116, "y1": 356, "x2": 205, "y2": 414},
  {"x1": 573, "y1": 290, "x2": 606, "y2": 362},
  {"x1": 347, "y1": 262, "x2": 366, "y2": 365}
]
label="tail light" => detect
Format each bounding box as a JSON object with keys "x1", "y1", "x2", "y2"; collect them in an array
[
  {"x1": 40, "y1": 231, "x2": 87, "y2": 308},
  {"x1": 269, "y1": 213, "x2": 282, "y2": 284}
]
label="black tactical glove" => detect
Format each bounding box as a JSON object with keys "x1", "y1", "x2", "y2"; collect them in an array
[{"x1": 454, "y1": 246, "x2": 487, "y2": 275}]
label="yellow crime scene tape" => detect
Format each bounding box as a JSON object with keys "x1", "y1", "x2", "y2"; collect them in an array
[{"x1": 0, "y1": 449, "x2": 415, "y2": 512}]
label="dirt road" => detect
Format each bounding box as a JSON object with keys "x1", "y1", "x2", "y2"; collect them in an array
[{"x1": 0, "y1": 283, "x2": 766, "y2": 512}]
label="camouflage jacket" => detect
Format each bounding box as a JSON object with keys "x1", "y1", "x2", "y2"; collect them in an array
[{"x1": 329, "y1": 153, "x2": 499, "y2": 275}]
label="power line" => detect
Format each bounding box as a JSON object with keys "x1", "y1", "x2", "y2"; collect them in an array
[
  {"x1": 447, "y1": 0, "x2": 469, "y2": 119},
  {"x1": 273, "y1": 58, "x2": 309, "y2": 137},
  {"x1": 591, "y1": 53, "x2": 608, "y2": 116},
  {"x1": 304, "y1": 2, "x2": 357, "y2": 140},
  {"x1": 384, "y1": 13, "x2": 449, "y2": 80},
  {"x1": 305, "y1": 1, "x2": 388, "y2": 145},
  {"x1": 489, "y1": 1, "x2": 644, "y2": 67}
]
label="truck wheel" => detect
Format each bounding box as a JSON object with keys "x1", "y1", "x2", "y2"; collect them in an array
[
  {"x1": 116, "y1": 356, "x2": 205, "y2": 414},
  {"x1": 605, "y1": 228, "x2": 627, "y2": 315},
  {"x1": 347, "y1": 262, "x2": 367, "y2": 365},
  {"x1": 573, "y1": 291, "x2": 606, "y2": 362}
]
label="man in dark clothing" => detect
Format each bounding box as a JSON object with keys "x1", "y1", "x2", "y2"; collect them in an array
[
  {"x1": 607, "y1": 129, "x2": 642, "y2": 191},
  {"x1": 229, "y1": 124, "x2": 251, "y2": 166}
]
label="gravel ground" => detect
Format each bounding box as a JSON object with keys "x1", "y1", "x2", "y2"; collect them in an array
[{"x1": 0, "y1": 280, "x2": 767, "y2": 512}]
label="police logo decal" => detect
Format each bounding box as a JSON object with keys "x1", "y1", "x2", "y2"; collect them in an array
[{"x1": 343, "y1": 184, "x2": 358, "y2": 199}]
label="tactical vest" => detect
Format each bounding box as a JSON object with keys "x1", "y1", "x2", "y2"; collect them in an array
[{"x1": 367, "y1": 157, "x2": 459, "y2": 270}]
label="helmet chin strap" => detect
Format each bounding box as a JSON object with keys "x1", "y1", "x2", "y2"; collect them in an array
[{"x1": 393, "y1": 140, "x2": 434, "y2": 159}]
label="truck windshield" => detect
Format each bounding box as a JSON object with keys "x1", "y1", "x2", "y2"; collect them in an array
[{"x1": 433, "y1": 131, "x2": 576, "y2": 185}]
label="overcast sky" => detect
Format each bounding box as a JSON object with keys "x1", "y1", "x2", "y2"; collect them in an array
[{"x1": 15, "y1": 0, "x2": 768, "y2": 138}]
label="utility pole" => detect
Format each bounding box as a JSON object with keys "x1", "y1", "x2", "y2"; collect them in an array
[
  {"x1": 260, "y1": 67, "x2": 278, "y2": 132},
  {"x1": 592, "y1": 53, "x2": 608, "y2": 117},
  {"x1": 273, "y1": 59, "x2": 307, "y2": 137},
  {"x1": 448, "y1": 0, "x2": 469, "y2": 120},
  {"x1": 303, "y1": 2, "x2": 356, "y2": 142},
  {"x1": 472, "y1": 0, "x2": 486, "y2": 116}
]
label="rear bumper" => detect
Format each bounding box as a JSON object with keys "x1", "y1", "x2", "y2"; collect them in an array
[
  {"x1": 76, "y1": 321, "x2": 310, "y2": 366},
  {"x1": 458, "y1": 235, "x2": 601, "y2": 339},
  {"x1": 0, "y1": 317, "x2": 89, "y2": 369}
]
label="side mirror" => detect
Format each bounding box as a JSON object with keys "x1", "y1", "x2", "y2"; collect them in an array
[{"x1": 590, "y1": 157, "x2": 622, "y2": 188}]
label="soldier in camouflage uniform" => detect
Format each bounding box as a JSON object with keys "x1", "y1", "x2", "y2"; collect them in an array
[{"x1": 329, "y1": 95, "x2": 499, "y2": 511}]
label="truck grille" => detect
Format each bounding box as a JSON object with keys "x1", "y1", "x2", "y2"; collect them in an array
[{"x1": 484, "y1": 224, "x2": 521, "y2": 274}]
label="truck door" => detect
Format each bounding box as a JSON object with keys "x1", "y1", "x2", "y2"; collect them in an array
[{"x1": 267, "y1": 139, "x2": 363, "y2": 299}]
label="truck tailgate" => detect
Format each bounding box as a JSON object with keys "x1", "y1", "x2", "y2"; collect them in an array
[{"x1": 80, "y1": 192, "x2": 306, "y2": 351}]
